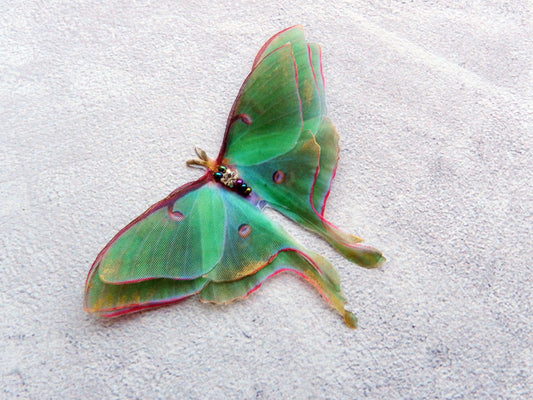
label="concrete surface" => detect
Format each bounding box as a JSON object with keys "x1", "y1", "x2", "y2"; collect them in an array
[{"x1": 1, "y1": 1, "x2": 531, "y2": 399}]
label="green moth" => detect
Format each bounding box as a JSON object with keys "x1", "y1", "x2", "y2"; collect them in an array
[{"x1": 84, "y1": 26, "x2": 385, "y2": 328}]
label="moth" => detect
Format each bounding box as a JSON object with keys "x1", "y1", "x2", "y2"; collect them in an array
[{"x1": 84, "y1": 26, "x2": 385, "y2": 328}]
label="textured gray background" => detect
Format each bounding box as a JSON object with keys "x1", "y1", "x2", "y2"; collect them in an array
[{"x1": 1, "y1": 1, "x2": 531, "y2": 399}]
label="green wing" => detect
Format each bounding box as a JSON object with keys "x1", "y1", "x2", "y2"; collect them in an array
[
  {"x1": 199, "y1": 250, "x2": 357, "y2": 328},
  {"x1": 96, "y1": 183, "x2": 225, "y2": 283},
  {"x1": 85, "y1": 177, "x2": 217, "y2": 315},
  {"x1": 251, "y1": 25, "x2": 323, "y2": 133},
  {"x1": 85, "y1": 178, "x2": 355, "y2": 326},
  {"x1": 219, "y1": 43, "x2": 303, "y2": 166},
  {"x1": 85, "y1": 273, "x2": 208, "y2": 317},
  {"x1": 234, "y1": 119, "x2": 384, "y2": 268},
  {"x1": 222, "y1": 27, "x2": 384, "y2": 268}
]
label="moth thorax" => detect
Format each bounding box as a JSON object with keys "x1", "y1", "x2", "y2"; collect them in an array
[
  {"x1": 214, "y1": 165, "x2": 252, "y2": 196},
  {"x1": 221, "y1": 169, "x2": 238, "y2": 187}
]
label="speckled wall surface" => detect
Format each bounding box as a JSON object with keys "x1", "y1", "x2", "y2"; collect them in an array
[{"x1": 1, "y1": 1, "x2": 530, "y2": 399}]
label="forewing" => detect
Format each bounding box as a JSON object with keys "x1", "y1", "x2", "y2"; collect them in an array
[
  {"x1": 252, "y1": 25, "x2": 324, "y2": 132},
  {"x1": 220, "y1": 44, "x2": 303, "y2": 166},
  {"x1": 94, "y1": 181, "x2": 225, "y2": 284},
  {"x1": 308, "y1": 43, "x2": 326, "y2": 119},
  {"x1": 84, "y1": 177, "x2": 226, "y2": 315},
  {"x1": 252, "y1": 25, "x2": 305, "y2": 66}
]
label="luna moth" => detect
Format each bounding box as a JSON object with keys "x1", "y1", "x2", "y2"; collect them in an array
[{"x1": 84, "y1": 26, "x2": 385, "y2": 328}]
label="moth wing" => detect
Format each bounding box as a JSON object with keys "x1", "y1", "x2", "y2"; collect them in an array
[
  {"x1": 84, "y1": 177, "x2": 223, "y2": 315},
  {"x1": 200, "y1": 249, "x2": 357, "y2": 328},
  {"x1": 224, "y1": 28, "x2": 384, "y2": 268},
  {"x1": 219, "y1": 43, "x2": 303, "y2": 166}
]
